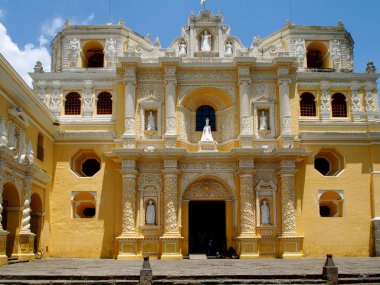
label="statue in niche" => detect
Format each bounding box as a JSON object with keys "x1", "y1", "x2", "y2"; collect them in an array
[
  {"x1": 259, "y1": 111, "x2": 268, "y2": 130},
  {"x1": 200, "y1": 118, "x2": 214, "y2": 142},
  {"x1": 225, "y1": 41, "x2": 233, "y2": 55},
  {"x1": 201, "y1": 31, "x2": 212, "y2": 52},
  {"x1": 179, "y1": 41, "x2": 187, "y2": 56},
  {"x1": 147, "y1": 111, "x2": 156, "y2": 131},
  {"x1": 145, "y1": 200, "x2": 156, "y2": 225},
  {"x1": 261, "y1": 200, "x2": 270, "y2": 224}
]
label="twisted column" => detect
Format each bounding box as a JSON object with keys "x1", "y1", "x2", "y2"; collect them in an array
[{"x1": 21, "y1": 176, "x2": 32, "y2": 233}]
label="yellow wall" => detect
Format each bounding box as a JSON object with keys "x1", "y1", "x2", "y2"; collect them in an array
[{"x1": 297, "y1": 145, "x2": 372, "y2": 256}]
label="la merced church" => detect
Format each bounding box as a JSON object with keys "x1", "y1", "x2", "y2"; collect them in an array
[{"x1": 0, "y1": 9, "x2": 379, "y2": 263}]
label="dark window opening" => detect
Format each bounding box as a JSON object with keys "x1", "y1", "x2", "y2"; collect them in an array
[
  {"x1": 97, "y1": 92, "x2": 112, "y2": 114},
  {"x1": 320, "y1": 205, "x2": 330, "y2": 217},
  {"x1": 37, "y1": 133, "x2": 44, "y2": 161},
  {"x1": 82, "y1": 159, "x2": 100, "y2": 177},
  {"x1": 87, "y1": 52, "x2": 104, "y2": 68},
  {"x1": 83, "y1": 207, "x2": 96, "y2": 218},
  {"x1": 65, "y1": 92, "x2": 81, "y2": 115},
  {"x1": 331, "y1": 93, "x2": 347, "y2": 117},
  {"x1": 307, "y1": 50, "x2": 323, "y2": 68},
  {"x1": 196, "y1": 105, "x2": 216, "y2": 131},
  {"x1": 314, "y1": 157, "x2": 330, "y2": 176},
  {"x1": 300, "y1": 93, "x2": 316, "y2": 116}
]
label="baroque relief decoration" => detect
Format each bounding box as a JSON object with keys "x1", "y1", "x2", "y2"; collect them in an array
[
  {"x1": 183, "y1": 179, "x2": 231, "y2": 200},
  {"x1": 163, "y1": 175, "x2": 178, "y2": 233},
  {"x1": 121, "y1": 175, "x2": 137, "y2": 234},
  {"x1": 239, "y1": 174, "x2": 255, "y2": 233},
  {"x1": 280, "y1": 175, "x2": 296, "y2": 234},
  {"x1": 139, "y1": 173, "x2": 162, "y2": 191}
]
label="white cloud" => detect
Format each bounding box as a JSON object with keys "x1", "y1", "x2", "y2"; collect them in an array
[
  {"x1": 82, "y1": 13, "x2": 95, "y2": 25},
  {"x1": 0, "y1": 23, "x2": 51, "y2": 86},
  {"x1": 41, "y1": 17, "x2": 64, "y2": 37}
]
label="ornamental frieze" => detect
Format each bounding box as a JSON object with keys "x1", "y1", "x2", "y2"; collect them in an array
[
  {"x1": 184, "y1": 180, "x2": 231, "y2": 200},
  {"x1": 177, "y1": 72, "x2": 235, "y2": 81}
]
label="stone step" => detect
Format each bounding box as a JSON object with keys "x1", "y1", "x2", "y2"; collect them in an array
[
  {"x1": 153, "y1": 279, "x2": 326, "y2": 285},
  {"x1": 7, "y1": 258, "x2": 29, "y2": 265},
  {"x1": 0, "y1": 280, "x2": 137, "y2": 284},
  {"x1": 339, "y1": 276, "x2": 380, "y2": 284}
]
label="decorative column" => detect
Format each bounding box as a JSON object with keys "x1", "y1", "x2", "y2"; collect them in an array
[
  {"x1": 278, "y1": 68, "x2": 294, "y2": 148},
  {"x1": 0, "y1": 117, "x2": 8, "y2": 146},
  {"x1": 160, "y1": 159, "x2": 182, "y2": 259},
  {"x1": 164, "y1": 66, "x2": 177, "y2": 148},
  {"x1": 238, "y1": 66, "x2": 253, "y2": 148},
  {"x1": 277, "y1": 160, "x2": 303, "y2": 258},
  {"x1": 122, "y1": 66, "x2": 137, "y2": 148},
  {"x1": 82, "y1": 80, "x2": 93, "y2": 117},
  {"x1": 320, "y1": 80, "x2": 331, "y2": 121},
  {"x1": 0, "y1": 166, "x2": 9, "y2": 265},
  {"x1": 365, "y1": 81, "x2": 376, "y2": 120},
  {"x1": 117, "y1": 159, "x2": 142, "y2": 260},
  {"x1": 18, "y1": 175, "x2": 35, "y2": 261},
  {"x1": 350, "y1": 81, "x2": 362, "y2": 121},
  {"x1": 236, "y1": 158, "x2": 259, "y2": 258}
]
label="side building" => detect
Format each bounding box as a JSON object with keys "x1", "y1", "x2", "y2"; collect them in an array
[{"x1": 0, "y1": 10, "x2": 380, "y2": 262}]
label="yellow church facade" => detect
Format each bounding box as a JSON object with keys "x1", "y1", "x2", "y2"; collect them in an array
[{"x1": 0, "y1": 10, "x2": 379, "y2": 263}]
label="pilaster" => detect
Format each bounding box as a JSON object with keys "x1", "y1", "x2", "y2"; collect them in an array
[
  {"x1": 117, "y1": 159, "x2": 143, "y2": 260},
  {"x1": 320, "y1": 80, "x2": 331, "y2": 121},
  {"x1": 160, "y1": 159, "x2": 182, "y2": 259},
  {"x1": 236, "y1": 158, "x2": 259, "y2": 258},
  {"x1": 365, "y1": 81, "x2": 376, "y2": 119},
  {"x1": 82, "y1": 80, "x2": 94, "y2": 117},
  {"x1": 238, "y1": 66, "x2": 253, "y2": 148},
  {"x1": 278, "y1": 69, "x2": 295, "y2": 148},
  {"x1": 122, "y1": 66, "x2": 137, "y2": 148},
  {"x1": 350, "y1": 81, "x2": 362, "y2": 121},
  {"x1": 164, "y1": 66, "x2": 178, "y2": 148},
  {"x1": 277, "y1": 160, "x2": 303, "y2": 258}
]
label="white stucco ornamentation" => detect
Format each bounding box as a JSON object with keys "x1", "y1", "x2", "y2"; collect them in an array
[
  {"x1": 280, "y1": 174, "x2": 296, "y2": 234},
  {"x1": 351, "y1": 83, "x2": 361, "y2": 112},
  {"x1": 239, "y1": 174, "x2": 255, "y2": 234},
  {"x1": 122, "y1": 174, "x2": 137, "y2": 234},
  {"x1": 50, "y1": 82, "x2": 61, "y2": 112},
  {"x1": 163, "y1": 175, "x2": 178, "y2": 232},
  {"x1": 21, "y1": 176, "x2": 32, "y2": 233},
  {"x1": 105, "y1": 38, "x2": 117, "y2": 68},
  {"x1": 184, "y1": 180, "x2": 230, "y2": 200},
  {"x1": 330, "y1": 40, "x2": 341, "y2": 69},
  {"x1": 365, "y1": 84, "x2": 376, "y2": 112},
  {"x1": 293, "y1": 39, "x2": 305, "y2": 67},
  {"x1": 68, "y1": 39, "x2": 80, "y2": 67}
]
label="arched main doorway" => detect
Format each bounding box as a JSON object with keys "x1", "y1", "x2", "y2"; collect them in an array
[
  {"x1": 2, "y1": 183, "x2": 21, "y2": 257},
  {"x1": 182, "y1": 178, "x2": 235, "y2": 257}
]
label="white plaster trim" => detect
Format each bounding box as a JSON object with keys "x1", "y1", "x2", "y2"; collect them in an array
[
  {"x1": 372, "y1": 171, "x2": 380, "y2": 174},
  {"x1": 371, "y1": 217, "x2": 380, "y2": 221}
]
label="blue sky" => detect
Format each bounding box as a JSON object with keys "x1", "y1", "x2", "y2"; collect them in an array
[{"x1": 0, "y1": 0, "x2": 379, "y2": 86}]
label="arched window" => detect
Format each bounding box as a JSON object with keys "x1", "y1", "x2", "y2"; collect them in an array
[
  {"x1": 331, "y1": 93, "x2": 347, "y2": 117},
  {"x1": 65, "y1": 92, "x2": 81, "y2": 115},
  {"x1": 196, "y1": 105, "x2": 215, "y2": 131},
  {"x1": 82, "y1": 41, "x2": 104, "y2": 68},
  {"x1": 97, "y1": 92, "x2": 112, "y2": 114},
  {"x1": 306, "y1": 42, "x2": 328, "y2": 69},
  {"x1": 300, "y1": 92, "x2": 316, "y2": 116}
]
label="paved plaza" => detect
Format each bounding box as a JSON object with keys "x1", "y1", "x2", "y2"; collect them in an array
[{"x1": 0, "y1": 257, "x2": 379, "y2": 277}]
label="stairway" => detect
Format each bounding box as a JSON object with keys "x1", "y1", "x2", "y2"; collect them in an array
[{"x1": 7, "y1": 257, "x2": 29, "y2": 265}]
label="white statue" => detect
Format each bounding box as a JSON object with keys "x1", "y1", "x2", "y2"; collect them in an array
[
  {"x1": 225, "y1": 41, "x2": 233, "y2": 55},
  {"x1": 259, "y1": 111, "x2": 268, "y2": 130},
  {"x1": 147, "y1": 111, "x2": 156, "y2": 131},
  {"x1": 146, "y1": 200, "x2": 155, "y2": 225},
  {"x1": 201, "y1": 31, "x2": 211, "y2": 52},
  {"x1": 261, "y1": 200, "x2": 270, "y2": 224},
  {"x1": 200, "y1": 118, "x2": 214, "y2": 141},
  {"x1": 179, "y1": 41, "x2": 187, "y2": 56}
]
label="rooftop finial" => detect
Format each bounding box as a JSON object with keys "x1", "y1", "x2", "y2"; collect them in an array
[{"x1": 201, "y1": 0, "x2": 206, "y2": 11}]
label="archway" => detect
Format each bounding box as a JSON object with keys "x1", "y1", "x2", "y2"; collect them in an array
[
  {"x1": 181, "y1": 177, "x2": 235, "y2": 257},
  {"x1": 30, "y1": 193, "x2": 43, "y2": 253},
  {"x1": 2, "y1": 183, "x2": 21, "y2": 257}
]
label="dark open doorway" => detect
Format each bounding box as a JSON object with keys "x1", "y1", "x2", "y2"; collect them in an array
[{"x1": 189, "y1": 201, "x2": 226, "y2": 255}]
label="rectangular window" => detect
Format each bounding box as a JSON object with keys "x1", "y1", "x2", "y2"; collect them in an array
[{"x1": 37, "y1": 133, "x2": 44, "y2": 161}]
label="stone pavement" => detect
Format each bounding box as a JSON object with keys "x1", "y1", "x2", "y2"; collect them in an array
[{"x1": 0, "y1": 257, "x2": 379, "y2": 277}]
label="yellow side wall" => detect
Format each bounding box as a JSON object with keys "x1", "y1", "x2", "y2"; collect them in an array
[
  {"x1": 49, "y1": 144, "x2": 120, "y2": 258},
  {"x1": 297, "y1": 145, "x2": 372, "y2": 256}
]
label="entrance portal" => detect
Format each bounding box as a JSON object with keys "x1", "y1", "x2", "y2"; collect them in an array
[{"x1": 189, "y1": 201, "x2": 226, "y2": 255}]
